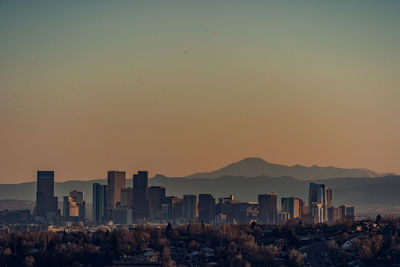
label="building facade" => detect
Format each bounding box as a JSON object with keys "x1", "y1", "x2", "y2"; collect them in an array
[
  {"x1": 258, "y1": 193, "x2": 277, "y2": 225},
  {"x1": 183, "y1": 195, "x2": 198, "y2": 222},
  {"x1": 93, "y1": 183, "x2": 107, "y2": 224},
  {"x1": 327, "y1": 207, "x2": 341, "y2": 224},
  {"x1": 149, "y1": 186, "x2": 166, "y2": 220},
  {"x1": 339, "y1": 205, "x2": 355, "y2": 220},
  {"x1": 120, "y1": 187, "x2": 134, "y2": 208},
  {"x1": 107, "y1": 171, "x2": 126, "y2": 210},
  {"x1": 198, "y1": 194, "x2": 215, "y2": 224},
  {"x1": 36, "y1": 171, "x2": 58, "y2": 222},
  {"x1": 133, "y1": 171, "x2": 149, "y2": 221},
  {"x1": 281, "y1": 197, "x2": 304, "y2": 220},
  {"x1": 308, "y1": 183, "x2": 331, "y2": 223}
]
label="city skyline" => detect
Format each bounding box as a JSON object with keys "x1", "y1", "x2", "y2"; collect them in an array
[
  {"x1": 1, "y1": 1, "x2": 400, "y2": 183},
  {"x1": 30, "y1": 168, "x2": 355, "y2": 226},
  {"x1": 2, "y1": 164, "x2": 394, "y2": 217},
  {"x1": 1, "y1": 2, "x2": 399, "y2": 266}
]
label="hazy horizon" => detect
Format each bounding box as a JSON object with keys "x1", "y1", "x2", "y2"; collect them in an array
[
  {"x1": 0, "y1": 157, "x2": 397, "y2": 184},
  {"x1": 1, "y1": 1, "x2": 400, "y2": 183}
]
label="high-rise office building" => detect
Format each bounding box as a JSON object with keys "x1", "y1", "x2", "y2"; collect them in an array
[
  {"x1": 120, "y1": 187, "x2": 134, "y2": 208},
  {"x1": 63, "y1": 196, "x2": 80, "y2": 220},
  {"x1": 171, "y1": 197, "x2": 184, "y2": 221},
  {"x1": 327, "y1": 207, "x2": 340, "y2": 224},
  {"x1": 281, "y1": 197, "x2": 304, "y2": 220},
  {"x1": 258, "y1": 193, "x2": 277, "y2": 225},
  {"x1": 281, "y1": 198, "x2": 290, "y2": 218},
  {"x1": 93, "y1": 183, "x2": 107, "y2": 224},
  {"x1": 308, "y1": 183, "x2": 331, "y2": 223},
  {"x1": 310, "y1": 203, "x2": 324, "y2": 224},
  {"x1": 133, "y1": 171, "x2": 149, "y2": 220},
  {"x1": 198, "y1": 194, "x2": 215, "y2": 224},
  {"x1": 339, "y1": 205, "x2": 355, "y2": 220},
  {"x1": 326, "y1": 188, "x2": 332, "y2": 209},
  {"x1": 70, "y1": 190, "x2": 84, "y2": 204},
  {"x1": 68, "y1": 190, "x2": 85, "y2": 221},
  {"x1": 107, "y1": 171, "x2": 126, "y2": 210},
  {"x1": 279, "y1": 211, "x2": 290, "y2": 224},
  {"x1": 160, "y1": 196, "x2": 174, "y2": 221},
  {"x1": 183, "y1": 195, "x2": 198, "y2": 222},
  {"x1": 36, "y1": 171, "x2": 58, "y2": 221},
  {"x1": 234, "y1": 202, "x2": 259, "y2": 224},
  {"x1": 160, "y1": 196, "x2": 183, "y2": 221},
  {"x1": 70, "y1": 191, "x2": 85, "y2": 220},
  {"x1": 63, "y1": 196, "x2": 72, "y2": 217},
  {"x1": 149, "y1": 186, "x2": 166, "y2": 220},
  {"x1": 216, "y1": 195, "x2": 239, "y2": 224},
  {"x1": 112, "y1": 208, "x2": 133, "y2": 225},
  {"x1": 231, "y1": 202, "x2": 250, "y2": 224}
]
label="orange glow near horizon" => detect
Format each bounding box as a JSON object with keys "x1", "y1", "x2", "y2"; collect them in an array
[{"x1": 1, "y1": 1, "x2": 399, "y2": 182}]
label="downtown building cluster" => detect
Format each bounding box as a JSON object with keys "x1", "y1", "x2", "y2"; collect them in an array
[
  {"x1": 34, "y1": 171, "x2": 87, "y2": 224},
  {"x1": 92, "y1": 171, "x2": 356, "y2": 226},
  {"x1": 308, "y1": 183, "x2": 355, "y2": 225},
  {"x1": 92, "y1": 170, "x2": 150, "y2": 225},
  {"x1": 1, "y1": 170, "x2": 354, "y2": 226}
]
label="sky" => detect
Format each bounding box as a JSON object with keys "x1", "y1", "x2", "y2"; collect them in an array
[{"x1": 1, "y1": 1, "x2": 400, "y2": 183}]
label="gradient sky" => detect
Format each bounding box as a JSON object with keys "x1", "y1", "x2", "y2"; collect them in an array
[{"x1": 1, "y1": 1, "x2": 400, "y2": 183}]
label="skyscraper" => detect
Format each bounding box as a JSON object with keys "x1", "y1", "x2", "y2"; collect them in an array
[
  {"x1": 327, "y1": 207, "x2": 340, "y2": 224},
  {"x1": 339, "y1": 205, "x2": 355, "y2": 220},
  {"x1": 112, "y1": 208, "x2": 132, "y2": 225},
  {"x1": 149, "y1": 186, "x2": 166, "y2": 220},
  {"x1": 258, "y1": 193, "x2": 277, "y2": 225},
  {"x1": 70, "y1": 190, "x2": 84, "y2": 204},
  {"x1": 216, "y1": 195, "x2": 239, "y2": 224},
  {"x1": 281, "y1": 198, "x2": 290, "y2": 217},
  {"x1": 281, "y1": 197, "x2": 304, "y2": 219},
  {"x1": 63, "y1": 196, "x2": 72, "y2": 217},
  {"x1": 310, "y1": 203, "x2": 324, "y2": 224},
  {"x1": 183, "y1": 194, "x2": 198, "y2": 222},
  {"x1": 234, "y1": 202, "x2": 259, "y2": 224},
  {"x1": 120, "y1": 187, "x2": 134, "y2": 208},
  {"x1": 308, "y1": 183, "x2": 331, "y2": 223},
  {"x1": 133, "y1": 171, "x2": 149, "y2": 221},
  {"x1": 161, "y1": 196, "x2": 175, "y2": 221},
  {"x1": 69, "y1": 190, "x2": 85, "y2": 221},
  {"x1": 107, "y1": 171, "x2": 126, "y2": 210},
  {"x1": 198, "y1": 194, "x2": 215, "y2": 224},
  {"x1": 63, "y1": 196, "x2": 81, "y2": 219},
  {"x1": 93, "y1": 183, "x2": 107, "y2": 224},
  {"x1": 35, "y1": 171, "x2": 58, "y2": 221},
  {"x1": 326, "y1": 187, "x2": 332, "y2": 208},
  {"x1": 171, "y1": 197, "x2": 184, "y2": 221}
]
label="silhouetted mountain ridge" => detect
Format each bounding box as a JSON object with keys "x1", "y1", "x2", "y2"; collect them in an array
[{"x1": 186, "y1": 157, "x2": 391, "y2": 180}]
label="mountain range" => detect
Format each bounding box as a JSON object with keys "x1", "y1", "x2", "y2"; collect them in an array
[{"x1": 186, "y1": 157, "x2": 390, "y2": 180}]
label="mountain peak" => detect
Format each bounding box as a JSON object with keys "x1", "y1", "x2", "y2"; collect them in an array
[
  {"x1": 186, "y1": 157, "x2": 386, "y2": 180},
  {"x1": 235, "y1": 157, "x2": 270, "y2": 165}
]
